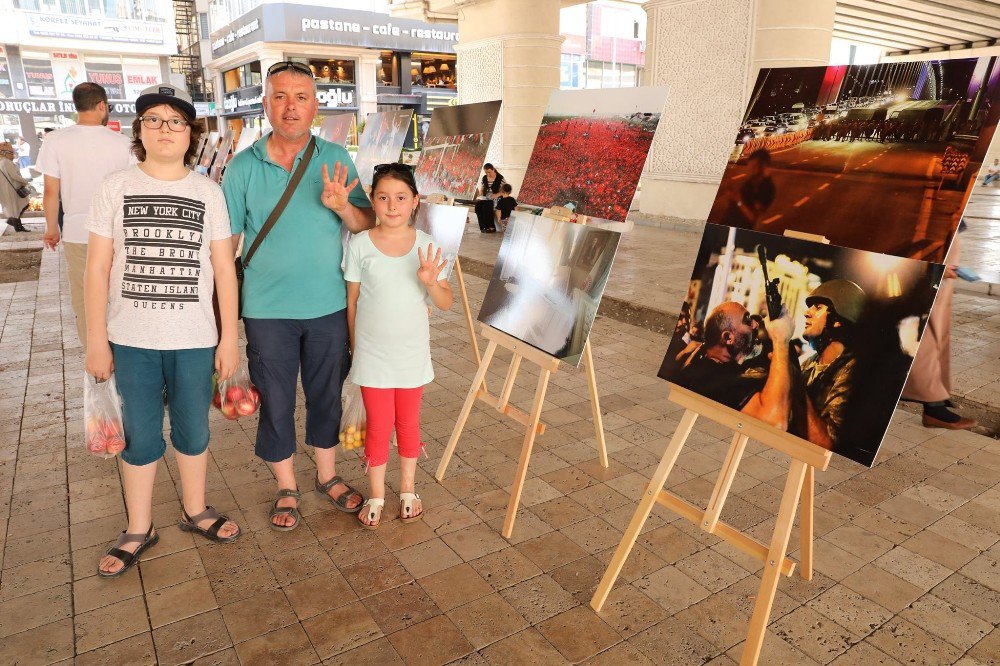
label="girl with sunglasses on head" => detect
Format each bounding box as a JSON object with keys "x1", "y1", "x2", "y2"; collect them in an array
[
  {"x1": 84, "y1": 85, "x2": 242, "y2": 577},
  {"x1": 344, "y1": 163, "x2": 453, "y2": 528}
]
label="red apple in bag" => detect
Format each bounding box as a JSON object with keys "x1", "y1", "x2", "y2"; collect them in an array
[
  {"x1": 212, "y1": 391, "x2": 222, "y2": 409},
  {"x1": 248, "y1": 387, "x2": 261, "y2": 405},
  {"x1": 105, "y1": 437, "x2": 126, "y2": 455},
  {"x1": 225, "y1": 386, "x2": 246, "y2": 405},
  {"x1": 220, "y1": 402, "x2": 239, "y2": 420},
  {"x1": 236, "y1": 397, "x2": 257, "y2": 416}
]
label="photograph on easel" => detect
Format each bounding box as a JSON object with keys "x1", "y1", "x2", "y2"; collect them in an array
[
  {"x1": 195, "y1": 130, "x2": 219, "y2": 176},
  {"x1": 413, "y1": 202, "x2": 467, "y2": 280},
  {"x1": 208, "y1": 129, "x2": 234, "y2": 184},
  {"x1": 477, "y1": 211, "x2": 621, "y2": 367},
  {"x1": 659, "y1": 224, "x2": 945, "y2": 466},
  {"x1": 318, "y1": 112, "x2": 355, "y2": 146},
  {"x1": 233, "y1": 126, "x2": 260, "y2": 156},
  {"x1": 354, "y1": 109, "x2": 414, "y2": 187},
  {"x1": 517, "y1": 86, "x2": 667, "y2": 223},
  {"x1": 413, "y1": 100, "x2": 502, "y2": 200},
  {"x1": 708, "y1": 57, "x2": 1000, "y2": 263}
]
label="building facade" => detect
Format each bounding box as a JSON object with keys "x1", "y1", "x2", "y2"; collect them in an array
[
  {"x1": 0, "y1": 0, "x2": 178, "y2": 159},
  {"x1": 206, "y1": 1, "x2": 458, "y2": 147}
]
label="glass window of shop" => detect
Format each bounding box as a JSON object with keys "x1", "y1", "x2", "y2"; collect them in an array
[
  {"x1": 378, "y1": 51, "x2": 399, "y2": 87},
  {"x1": 86, "y1": 57, "x2": 126, "y2": 100},
  {"x1": 223, "y1": 62, "x2": 261, "y2": 92},
  {"x1": 308, "y1": 59, "x2": 355, "y2": 85},
  {"x1": 21, "y1": 51, "x2": 57, "y2": 97},
  {"x1": 561, "y1": 54, "x2": 583, "y2": 89},
  {"x1": 586, "y1": 61, "x2": 638, "y2": 89},
  {"x1": 0, "y1": 49, "x2": 13, "y2": 98},
  {"x1": 15, "y1": 0, "x2": 166, "y2": 20},
  {"x1": 411, "y1": 53, "x2": 455, "y2": 89}
]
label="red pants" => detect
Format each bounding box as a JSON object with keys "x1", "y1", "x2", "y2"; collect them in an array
[{"x1": 360, "y1": 386, "x2": 423, "y2": 466}]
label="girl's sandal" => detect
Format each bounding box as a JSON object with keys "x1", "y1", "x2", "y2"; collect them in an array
[
  {"x1": 399, "y1": 492, "x2": 423, "y2": 524},
  {"x1": 97, "y1": 524, "x2": 158, "y2": 578},
  {"x1": 358, "y1": 498, "x2": 384, "y2": 530},
  {"x1": 179, "y1": 506, "x2": 241, "y2": 544}
]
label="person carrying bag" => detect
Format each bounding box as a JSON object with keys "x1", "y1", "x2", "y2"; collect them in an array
[{"x1": 0, "y1": 142, "x2": 31, "y2": 232}]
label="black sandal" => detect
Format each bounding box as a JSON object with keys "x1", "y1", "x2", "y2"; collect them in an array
[
  {"x1": 269, "y1": 488, "x2": 302, "y2": 531},
  {"x1": 97, "y1": 524, "x2": 158, "y2": 578},
  {"x1": 315, "y1": 475, "x2": 365, "y2": 514},
  {"x1": 179, "y1": 506, "x2": 241, "y2": 544}
]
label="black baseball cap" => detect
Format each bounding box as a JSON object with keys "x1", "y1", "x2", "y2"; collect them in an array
[{"x1": 136, "y1": 84, "x2": 197, "y2": 119}]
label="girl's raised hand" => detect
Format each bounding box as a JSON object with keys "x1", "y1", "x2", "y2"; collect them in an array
[
  {"x1": 417, "y1": 243, "x2": 447, "y2": 287},
  {"x1": 321, "y1": 162, "x2": 359, "y2": 214}
]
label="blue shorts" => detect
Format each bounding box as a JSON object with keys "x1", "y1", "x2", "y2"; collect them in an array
[
  {"x1": 111, "y1": 344, "x2": 215, "y2": 466},
  {"x1": 244, "y1": 310, "x2": 350, "y2": 463}
]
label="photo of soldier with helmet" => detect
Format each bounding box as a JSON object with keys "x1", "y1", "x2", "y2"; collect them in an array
[{"x1": 660, "y1": 224, "x2": 944, "y2": 467}]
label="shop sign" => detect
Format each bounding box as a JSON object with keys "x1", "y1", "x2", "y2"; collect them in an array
[
  {"x1": 86, "y1": 62, "x2": 126, "y2": 100},
  {"x1": 52, "y1": 52, "x2": 85, "y2": 100},
  {"x1": 223, "y1": 85, "x2": 264, "y2": 114},
  {"x1": 123, "y1": 61, "x2": 162, "y2": 101},
  {"x1": 0, "y1": 54, "x2": 12, "y2": 99},
  {"x1": 0, "y1": 98, "x2": 137, "y2": 114},
  {"x1": 23, "y1": 11, "x2": 167, "y2": 46},
  {"x1": 210, "y1": 4, "x2": 458, "y2": 58},
  {"x1": 22, "y1": 58, "x2": 55, "y2": 98},
  {"x1": 107, "y1": 120, "x2": 121, "y2": 132},
  {"x1": 316, "y1": 84, "x2": 355, "y2": 109}
]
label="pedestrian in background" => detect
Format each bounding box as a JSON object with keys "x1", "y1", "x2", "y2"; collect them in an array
[
  {"x1": 0, "y1": 142, "x2": 30, "y2": 232},
  {"x1": 36, "y1": 82, "x2": 134, "y2": 350}
]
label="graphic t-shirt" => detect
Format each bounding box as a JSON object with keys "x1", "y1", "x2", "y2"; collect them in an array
[{"x1": 86, "y1": 166, "x2": 231, "y2": 350}]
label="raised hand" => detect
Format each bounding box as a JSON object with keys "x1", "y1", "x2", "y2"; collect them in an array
[
  {"x1": 320, "y1": 162, "x2": 359, "y2": 214},
  {"x1": 417, "y1": 243, "x2": 446, "y2": 287}
]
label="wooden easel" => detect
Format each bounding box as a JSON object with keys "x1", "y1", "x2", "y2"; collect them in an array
[
  {"x1": 592, "y1": 229, "x2": 834, "y2": 666},
  {"x1": 424, "y1": 193, "x2": 485, "y2": 371},
  {"x1": 436, "y1": 324, "x2": 608, "y2": 538}
]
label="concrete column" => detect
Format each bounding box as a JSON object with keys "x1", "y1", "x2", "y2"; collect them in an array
[
  {"x1": 639, "y1": 0, "x2": 834, "y2": 220},
  {"x1": 455, "y1": 0, "x2": 563, "y2": 189},
  {"x1": 357, "y1": 53, "x2": 382, "y2": 120}
]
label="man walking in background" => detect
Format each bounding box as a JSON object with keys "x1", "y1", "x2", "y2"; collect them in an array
[{"x1": 36, "y1": 82, "x2": 133, "y2": 349}]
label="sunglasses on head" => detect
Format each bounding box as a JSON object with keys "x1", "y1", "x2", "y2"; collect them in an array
[
  {"x1": 373, "y1": 163, "x2": 412, "y2": 175},
  {"x1": 266, "y1": 61, "x2": 313, "y2": 77}
]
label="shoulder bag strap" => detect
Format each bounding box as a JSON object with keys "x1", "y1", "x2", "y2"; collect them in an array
[{"x1": 243, "y1": 135, "x2": 316, "y2": 269}]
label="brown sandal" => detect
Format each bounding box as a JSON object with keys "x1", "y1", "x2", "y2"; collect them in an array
[
  {"x1": 315, "y1": 475, "x2": 365, "y2": 513},
  {"x1": 98, "y1": 524, "x2": 158, "y2": 578},
  {"x1": 269, "y1": 489, "x2": 301, "y2": 531},
  {"x1": 179, "y1": 506, "x2": 240, "y2": 543}
]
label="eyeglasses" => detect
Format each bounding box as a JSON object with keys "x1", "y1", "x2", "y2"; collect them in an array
[
  {"x1": 373, "y1": 163, "x2": 411, "y2": 175},
  {"x1": 139, "y1": 116, "x2": 189, "y2": 132},
  {"x1": 267, "y1": 61, "x2": 313, "y2": 77}
]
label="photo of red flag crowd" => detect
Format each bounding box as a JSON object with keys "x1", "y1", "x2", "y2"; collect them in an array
[
  {"x1": 414, "y1": 132, "x2": 493, "y2": 200},
  {"x1": 518, "y1": 113, "x2": 661, "y2": 222}
]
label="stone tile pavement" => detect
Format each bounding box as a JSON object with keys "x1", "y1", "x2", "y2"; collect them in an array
[{"x1": 0, "y1": 229, "x2": 997, "y2": 665}]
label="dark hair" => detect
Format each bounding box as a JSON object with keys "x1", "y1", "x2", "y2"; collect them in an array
[
  {"x1": 747, "y1": 148, "x2": 772, "y2": 165},
  {"x1": 371, "y1": 163, "x2": 418, "y2": 196},
  {"x1": 130, "y1": 104, "x2": 205, "y2": 167},
  {"x1": 483, "y1": 163, "x2": 495, "y2": 171},
  {"x1": 500, "y1": 183, "x2": 512, "y2": 194},
  {"x1": 72, "y1": 82, "x2": 108, "y2": 112}
]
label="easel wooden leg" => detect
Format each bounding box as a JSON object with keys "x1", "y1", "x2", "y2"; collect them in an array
[
  {"x1": 435, "y1": 340, "x2": 497, "y2": 481},
  {"x1": 702, "y1": 432, "x2": 749, "y2": 532},
  {"x1": 582, "y1": 339, "x2": 608, "y2": 469},
  {"x1": 741, "y1": 459, "x2": 808, "y2": 666},
  {"x1": 502, "y1": 367, "x2": 552, "y2": 539},
  {"x1": 453, "y1": 258, "x2": 483, "y2": 367},
  {"x1": 799, "y1": 466, "x2": 815, "y2": 581},
  {"x1": 590, "y1": 409, "x2": 699, "y2": 611}
]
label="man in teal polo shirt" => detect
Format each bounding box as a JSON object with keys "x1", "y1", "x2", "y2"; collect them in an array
[{"x1": 223, "y1": 61, "x2": 375, "y2": 530}]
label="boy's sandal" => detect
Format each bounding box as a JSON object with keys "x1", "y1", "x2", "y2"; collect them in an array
[
  {"x1": 399, "y1": 492, "x2": 423, "y2": 524},
  {"x1": 97, "y1": 524, "x2": 158, "y2": 578},
  {"x1": 315, "y1": 475, "x2": 365, "y2": 514},
  {"x1": 179, "y1": 506, "x2": 241, "y2": 544},
  {"x1": 269, "y1": 489, "x2": 302, "y2": 532},
  {"x1": 358, "y1": 498, "x2": 385, "y2": 530}
]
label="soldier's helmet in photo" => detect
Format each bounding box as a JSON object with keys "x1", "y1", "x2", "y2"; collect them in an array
[{"x1": 805, "y1": 279, "x2": 866, "y2": 324}]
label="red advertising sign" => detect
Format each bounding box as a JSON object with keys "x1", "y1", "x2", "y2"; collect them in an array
[{"x1": 106, "y1": 120, "x2": 122, "y2": 132}]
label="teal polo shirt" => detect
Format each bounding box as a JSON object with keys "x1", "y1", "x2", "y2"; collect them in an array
[{"x1": 223, "y1": 133, "x2": 371, "y2": 319}]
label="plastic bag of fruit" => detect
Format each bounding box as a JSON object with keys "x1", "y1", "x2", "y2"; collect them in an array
[
  {"x1": 339, "y1": 378, "x2": 366, "y2": 452},
  {"x1": 84, "y1": 374, "x2": 126, "y2": 458},
  {"x1": 212, "y1": 362, "x2": 260, "y2": 420}
]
